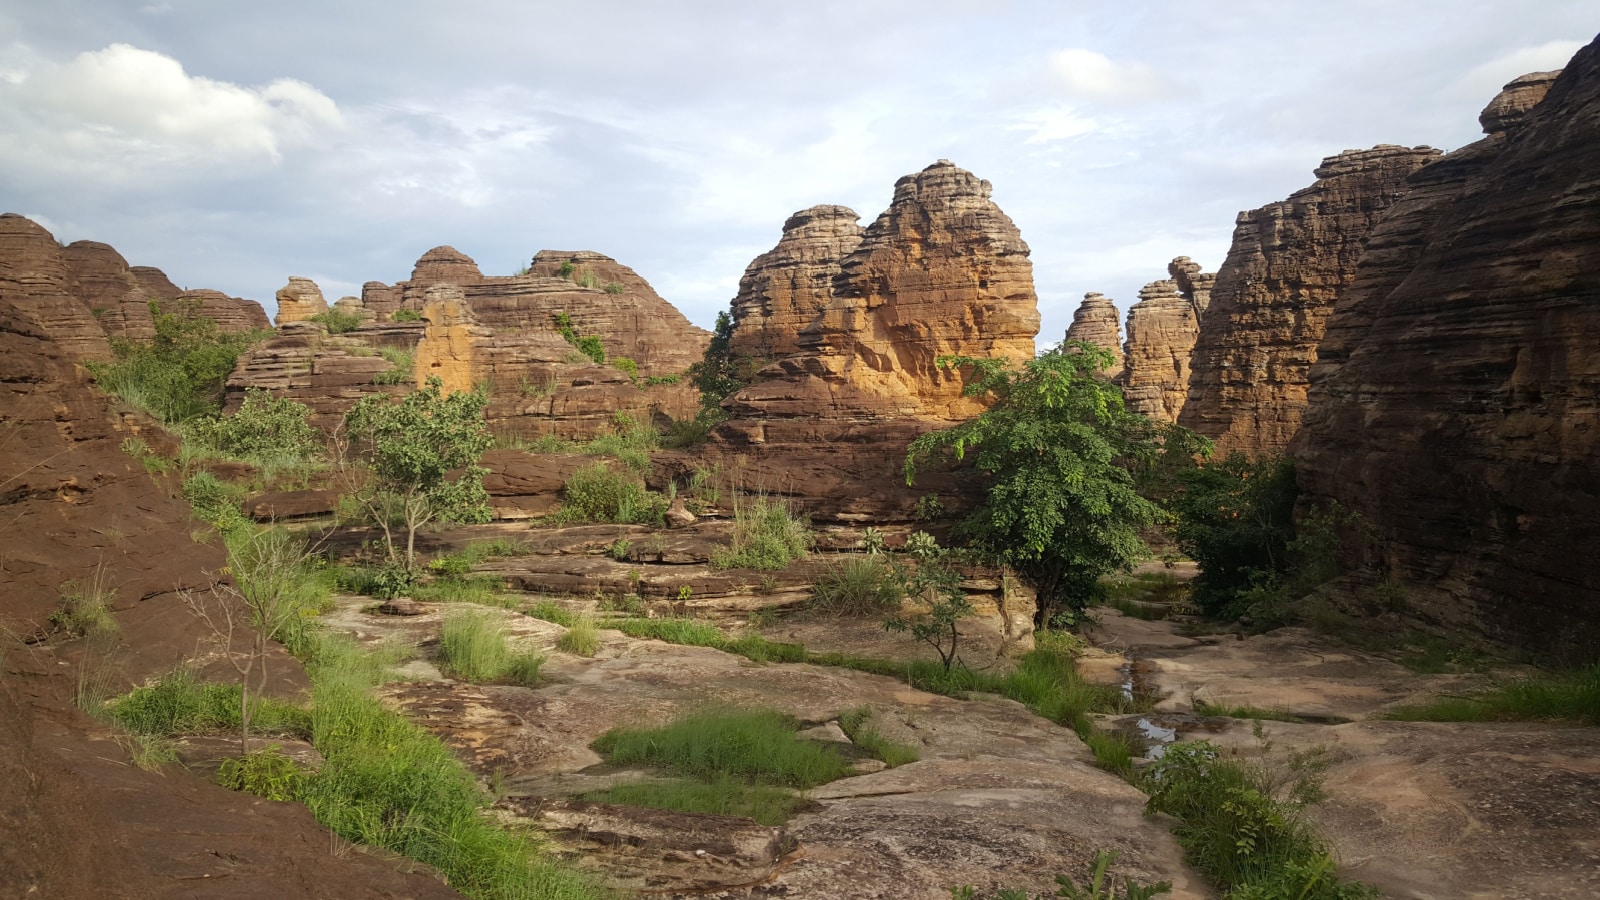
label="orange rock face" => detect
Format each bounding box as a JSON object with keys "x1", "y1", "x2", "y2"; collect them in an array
[
  {"x1": 1062, "y1": 292, "x2": 1124, "y2": 378},
  {"x1": 1292, "y1": 60, "x2": 1592, "y2": 653},
  {"x1": 1176, "y1": 145, "x2": 1442, "y2": 455},
  {"x1": 273, "y1": 276, "x2": 329, "y2": 326},
  {"x1": 1118, "y1": 279, "x2": 1200, "y2": 423},
  {"x1": 727, "y1": 205, "x2": 863, "y2": 362}
]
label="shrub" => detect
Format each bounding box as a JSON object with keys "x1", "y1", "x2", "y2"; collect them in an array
[
  {"x1": 373, "y1": 347, "x2": 413, "y2": 386},
  {"x1": 592, "y1": 707, "x2": 849, "y2": 788},
  {"x1": 809, "y1": 555, "x2": 904, "y2": 617},
  {"x1": 1170, "y1": 455, "x2": 1299, "y2": 618},
  {"x1": 389, "y1": 308, "x2": 422, "y2": 322},
  {"x1": 438, "y1": 611, "x2": 544, "y2": 685},
  {"x1": 89, "y1": 298, "x2": 267, "y2": 423},
  {"x1": 551, "y1": 311, "x2": 606, "y2": 364},
  {"x1": 558, "y1": 463, "x2": 666, "y2": 525},
  {"x1": 612, "y1": 356, "x2": 638, "y2": 381},
  {"x1": 603, "y1": 282, "x2": 625, "y2": 294},
  {"x1": 311, "y1": 308, "x2": 363, "y2": 334},
  {"x1": 187, "y1": 390, "x2": 319, "y2": 461},
  {"x1": 709, "y1": 495, "x2": 810, "y2": 570},
  {"x1": 215, "y1": 745, "x2": 305, "y2": 801},
  {"x1": 557, "y1": 616, "x2": 600, "y2": 657},
  {"x1": 183, "y1": 471, "x2": 252, "y2": 537}
]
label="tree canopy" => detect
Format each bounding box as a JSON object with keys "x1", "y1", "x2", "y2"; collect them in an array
[
  {"x1": 905, "y1": 343, "x2": 1190, "y2": 623},
  {"x1": 342, "y1": 376, "x2": 493, "y2": 568}
]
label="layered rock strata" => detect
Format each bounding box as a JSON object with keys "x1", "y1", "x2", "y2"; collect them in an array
[
  {"x1": 1177, "y1": 145, "x2": 1442, "y2": 455},
  {"x1": 1118, "y1": 279, "x2": 1199, "y2": 423},
  {"x1": 273, "y1": 276, "x2": 329, "y2": 326},
  {"x1": 710, "y1": 160, "x2": 1039, "y2": 521},
  {"x1": 726, "y1": 205, "x2": 864, "y2": 361},
  {"x1": 1168, "y1": 256, "x2": 1215, "y2": 316},
  {"x1": 1062, "y1": 292, "x2": 1125, "y2": 377},
  {"x1": 1292, "y1": 56, "x2": 1594, "y2": 654}
]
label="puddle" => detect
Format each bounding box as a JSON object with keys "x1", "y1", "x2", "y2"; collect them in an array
[
  {"x1": 1117, "y1": 655, "x2": 1163, "y2": 705},
  {"x1": 1109, "y1": 712, "x2": 1231, "y2": 759}
]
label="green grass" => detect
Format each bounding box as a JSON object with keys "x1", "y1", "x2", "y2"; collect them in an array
[
  {"x1": 300, "y1": 633, "x2": 605, "y2": 899},
  {"x1": 709, "y1": 495, "x2": 810, "y2": 571},
  {"x1": 438, "y1": 611, "x2": 545, "y2": 685},
  {"x1": 412, "y1": 574, "x2": 511, "y2": 605},
  {"x1": 610, "y1": 617, "x2": 808, "y2": 663},
  {"x1": 216, "y1": 745, "x2": 306, "y2": 801},
  {"x1": 1193, "y1": 700, "x2": 1304, "y2": 723},
  {"x1": 311, "y1": 308, "x2": 363, "y2": 334},
  {"x1": 556, "y1": 616, "x2": 600, "y2": 657},
  {"x1": 580, "y1": 777, "x2": 805, "y2": 826},
  {"x1": 51, "y1": 566, "x2": 119, "y2": 639},
  {"x1": 1081, "y1": 729, "x2": 1139, "y2": 779},
  {"x1": 808, "y1": 555, "x2": 904, "y2": 617},
  {"x1": 593, "y1": 707, "x2": 849, "y2": 788},
  {"x1": 556, "y1": 463, "x2": 666, "y2": 525},
  {"x1": 837, "y1": 707, "x2": 919, "y2": 767},
  {"x1": 1384, "y1": 665, "x2": 1600, "y2": 725},
  {"x1": 525, "y1": 600, "x2": 578, "y2": 628},
  {"x1": 106, "y1": 668, "x2": 312, "y2": 739},
  {"x1": 1394, "y1": 635, "x2": 1490, "y2": 674}
]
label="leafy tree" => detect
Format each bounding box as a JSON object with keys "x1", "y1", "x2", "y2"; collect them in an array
[
  {"x1": 1169, "y1": 455, "x2": 1299, "y2": 617},
  {"x1": 883, "y1": 535, "x2": 972, "y2": 671},
  {"x1": 90, "y1": 298, "x2": 266, "y2": 423},
  {"x1": 904, "y1": 343, "x2": 1174, "y2": 624},
  {"x1": 340, "y1": 377, "x2": 493, "y2": 568}
]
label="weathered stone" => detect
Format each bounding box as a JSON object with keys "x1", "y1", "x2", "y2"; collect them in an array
[
  {"x1": 174, "y1": 288, "x2": 270, "y2": 333},
  {"x1": 1479, "y1": 69, "x2": 1562, "y2": 134},
  {"x1": 1118, "y1": 279, "x2": 1198, "y2": 423},
  {"x1": 1062, "y1": 292, "x2": 1124, "y2": 378},
  {"x1": 273, "y1": 276, "x2": 328, "y2": 326},
  {"x1": 727, "y1": 204, "x2": 863, "y2": 361},
  {"x1": 1167, "y1": 255, "x2": 1215, "y2": 316},
  {"x1": 223, "y1": 319, "x2": 420, "y2": 430},
  {"x1": 1293, "y1": 52, "x2": 1600, "y2": 654},
  {"x1": 61, "y1": 241, "x2": 155, "y2": 340},
  {"x1": 0, "y1": 214, "x2": 112, "y2": 362},
  {"x1": 1178, "y1": 145, "x2": 1442, "y2": 455}
]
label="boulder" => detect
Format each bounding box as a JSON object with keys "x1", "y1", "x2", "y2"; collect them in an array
[{"x1": 273, "y1": 276, "x2": 328, "y2": 326}]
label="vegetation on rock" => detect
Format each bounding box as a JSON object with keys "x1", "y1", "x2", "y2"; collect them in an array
[{"x1": 89, "y1": 298, "x2": 268, "y2": 423}]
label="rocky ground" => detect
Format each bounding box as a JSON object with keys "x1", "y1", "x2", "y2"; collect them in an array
[{"x1": 1081, "y1": 580, "x2": 1600, "y2": 900}]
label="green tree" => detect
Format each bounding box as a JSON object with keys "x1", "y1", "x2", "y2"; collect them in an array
[
  {"x1": 187, "y1": 389, "x2": 319, "y2": 461},
  {"x1": 1170, "y1": 455, "x2": 1299, "y2": 617},
  {"x1": 904, "y1": 343, "x2": 1172, "y2": 624},
  {"x1": 341, "y1": 377, "x2": 493, "y2": 569},
  {"x1": 90, "y1": 298, "x2": 266, "y2": 423}
]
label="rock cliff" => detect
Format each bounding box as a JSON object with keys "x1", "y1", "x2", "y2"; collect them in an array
[
  {"x1": 1177, "y1": 145, "x2": 1442, "y2": 455},
  {"x1": 708, "y1": 160, "x2": 1039, "y2": 521},
  {"x1": 1292, "y1": 55, "x2": 1593, "y2": 654},
  {"x1": 1062, "y1": 292, "x2": 1124, "y2": 378},
  {"x1": 727, "y1": 204, "x2": 864, "y2": 362},
  {"x1": 1118, "y1": 278, "x2": 1200, "y2": 423},
  {"x1": 274, "y1": 276, "x2": 329, "y2": 326}
]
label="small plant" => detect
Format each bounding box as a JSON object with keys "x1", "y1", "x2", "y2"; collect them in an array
[
  {"x1": 914, "y1": 493, "x2": 946, "y2": 521},
  {"x1": 438, "y1": 610, "x2": 544, "y2": 685},
  {"x1": 186, "y1": 390, "x2": 320, "y2": 462},
  {"x1": 557, "y1": 260, "x2": 576, "y2": 279},
  {"x1": 1054, "y1": 850, "x2": 1173, "y2": 900},
  {"x1": 643, "y1": 374, "x2": 681, "y2": 386},
  {"x1": 52, "y1": 565, "x2": 119, "y2": 638},
  {"x1": 518, "y1": 374, "x2": 561, "y2": 398},
  {"x1": 576, "y1": 271, "x2": 602, "y2": 289},
  {"x1": 558, "y1": 463, "x2": 666, "y2": 525},
  {"x1": 884, "y1": 562, "x2": 971, "y2": 672},
  {"x1": 603, "y1": 281, "x2": 626, "y2": 294},
  {"x1": 905, "y1": 530, "x2": 942, "y2": 560},
  {"x1": 389, "y1": 308, "x2": 422, "y2": 322},
  {"x1": 525, "y1": 599, "x2": 578, "y2": 627},
  {"x1": 311, "y1": 307, "x2": 363, "y2": 334},
  {"x1": 859, "y1": 527, "x2": 886, "y2": 555},
  {"x1": 810, "y1": 555, "x2": 904, "y2": 617},
  {"x1": 607, "y1": 537, "x2": 633, "y2": 560},
  {"x1": 551, "y1": 311, "x2": 606, "y2": 364},
  {"x1": 676, "y1": 584, "x2": 694, "y2": 603},
  {"x1": 556, "y1": 616, "x2": 600, "y2": 657},
  {"x1": 369, "y1": 560, "x2": 416, "y2": 600},
  {"x1": 709, "y1": 495, "x2": 810, "y2": 570},
  {"x1": 372, "y1": 347, "x2": 413, "y2": 386},
  {"x1": 215, "y1": 745, "x2": 305, "y2": 801},
  {"x1": 612, "y1": 356, "x2": 638, "y2": 381},
  {"x1": 120, "y1": 436, "x2": 172, "y2": 474},
  {"x1": 116, "y1": 733, "x2": 178, "y2": 771},
  {"x1": 182, "y1": 471, "x2": 252, "y2": 538}
]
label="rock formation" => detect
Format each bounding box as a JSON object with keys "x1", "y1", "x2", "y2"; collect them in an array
[
  {"x1": 1178, "y1": 145, "x2": 1443, "y2": 455},
  {"x1": 1292, "y1": 55, "x2": 1592, "y2": 655},
  {"x1": 1118, "y1": 279, "x2": 1199, "y2": 423},
  {"x1": 0, "y1": 214, "x2": 114, "y2": 363},
  {"x1": 1478, "y1": 70, "x2": 1563, "y2": 133},
  {"x1": 705, "y1": 160, "x2": 1039, "y2": 521},
  {"x1": 1062, "y1": 292, "x2": 1124, "y2": 378},
  {"x1": 727, "y1": 204, "x2": 864, "y2": 361},
  {"x1": 61, "y1": 241, "x2": 157, "y2": 341},
  {"x1": 1168, "y1": 256, "x2": 1215, "y2": 316},
  {"x1": 273, "y1": 276, "x2": 328, "y2": 326}
]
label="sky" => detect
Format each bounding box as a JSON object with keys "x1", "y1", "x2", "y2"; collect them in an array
[{"x1": 0, "y1": 2, "x2": 1592, "y2": 345}]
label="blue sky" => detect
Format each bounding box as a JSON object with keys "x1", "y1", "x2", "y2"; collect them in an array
[{"x1": 0, "y1": 1, "x2": 1591, "y2": 344}]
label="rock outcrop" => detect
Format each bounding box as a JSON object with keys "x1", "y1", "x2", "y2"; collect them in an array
[
  {"x1": 705, "y1": 161, "x2": 1038, "y2": 521},
  {"x1": 1118, "y1": 279, "x2": 1199, "y2": 423},
  {"x1": 1168, "y1": 256, "x2": 1215, "y2": 316},
  {"x1": 1478, "y1": 70, "x2": 1563, "y2": 133},
  {"x1": 61, "y1": 241, "x2": 157, "y2": 341},
  {"x1": 727, "y1": 205, "x2": 864, "y2": 361},
  {"x1": 273, "y1": 276, "x2": 328, "y2": 327},
  {"x1": 1293, "y1": 54, "x2": 1595, "y2": 654},
  {"x1": 1062, "y1": 292, "x2": 1124, "y2": 377},
  {"x1": 0, "y1": 215, "x2": 114, "y2": 363},
  {"x1": 1176, "y1": 145, "x2": 1442, "y2": 455}
]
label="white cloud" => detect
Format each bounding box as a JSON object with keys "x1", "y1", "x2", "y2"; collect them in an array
[
  {"x1": 1046, "y1": 48, "x2": 1169, "y2": 104},
  {"x1": 1010, "y1": 106, "x2": 1098, "y2": 144},
  {"x1": 0, "y1": 43, "x2": 341, "y2": 183}
]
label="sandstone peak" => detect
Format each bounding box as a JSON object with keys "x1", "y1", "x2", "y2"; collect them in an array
[
  {"x1": 727, "y1": 204, "x2": 864, "y2": 360},
  {"x1": 1479, "y1": 69, "x2": 1562, "y2": 134},
  {"x1": 1311, "y1": 144, "x2": 1441, "y2": 181},
  {"x1": 1062, "y1": 292, "x2": 1124, "y2": 379},
  {"x1": 1119, "y1": 278, "x2": 1202, "y2": 424},
  {"x1": 1167, "y1": 256, "x2": 1216, "y2": 316},
  {"x1": 274, "y1": 276, "x2": 328, "y2": 327},
  {"x1": 0, "y1": 213, "x2": 113, "y2": 362},
  {"x1": 410, "y1": 245, "x2": 483, "y2": 286}
]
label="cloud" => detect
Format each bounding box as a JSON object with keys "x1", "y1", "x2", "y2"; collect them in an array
[
  {"x1": 0, "y1": 43, "x2": 341, "y2": 183},
  {"x1": 1448, "y1": 40, "x2": 1585, "y2": 102},
  {"x1": 1046, "y1": 48, "x2": 1169, "y2": 104},
  {"x1": 1010, "y1": 106, "x2": 1098, "y2": 144}
]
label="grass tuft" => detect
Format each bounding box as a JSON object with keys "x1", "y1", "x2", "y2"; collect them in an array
[
  {"x1": 837, "y1": 706, "x2": 919, "y2": 767},
  {"x1": 809, "y1": 555, "x2": 904, "y2": 617},
  {"x1": 106, "y1": 668, "x2": 312, "y2": 738},
  {"x1": 709, "y1": 495, "x2": 810, "y2": 571},
  {"x1": 438, "y1": 611, "x2": 544, "y2": 685},
  {"x1": 593, "y1": 707, "x2": 849, "y2": 788},
  {"x1": 556, "y1": 616, "x2": 600, "y2": 657},
  {"x1": 1384, "y1": 665, "x2": 1600, "y2": 725}
]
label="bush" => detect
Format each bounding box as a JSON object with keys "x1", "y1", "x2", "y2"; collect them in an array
[
  {"x1": 183, "y1": 471, "x2": 252, "y2": 537},
  {"x1": 89, "y1": 298, "x2": 267, "y2": 423},
  {"x1": 187, "y1": 390, "x2": 320, "y2": 461},
  {"x1": 551, "y1": 311, "x2": 606, "y2": 364},
  {"x1": 558, "y1": 464, "x2": 666, "y2": 524},
  {"x1": 373, "y1": 347, "x2": 413, "y2": 385},
  {"x1": 603, "y1": 282, "x2": 625, "y2": 294},
  {"x1": 311, "y1": 308, "x2": 363, "y2": 334},
  {"x1": 810, "y1": 555, "x2": 904, "y2": 617},
  {"x1": 438, "y1": 611, "x2": 544, "y2": 685},
  {"x1": 107, "y1": 669, "x2": 311, "y2": 738},
  {"x1": 215, "y1": 745, "x2": 306, "y2": 801},
  {"x1": 1171, "y1": 455, "x2": 1299, "y2": 618},
  {"x1": 390, "y1": 308, "x2": 422, "y2": 322},
  {"x1": 709, "y1": 495, "x2": 810, "y2": 570},
  {"x1": 556, "y1": 616, "x2": 600, "y2": 657},
  {"x1": 612, "y1": 356, "x2": 638, "y2": 381}
]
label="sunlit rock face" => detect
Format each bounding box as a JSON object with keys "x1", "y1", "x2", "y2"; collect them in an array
[
  {"x1": 727, "y1": 204, "x2": 864, "y2": 363},
  {"x1": 1119, "y1": 278, "x2": 1200, "y2": 424},
  {"x1": 1062, "y1": 292, "x2": 1124, "y2": 379},
  {"x1": 1293, "y1": 55, "x2": 1598, "y2": 654}
]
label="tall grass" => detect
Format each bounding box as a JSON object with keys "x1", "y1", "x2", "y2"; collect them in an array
[
  {"x1": 593, "y1": 707, "x2": 848, "y2": 788},
  {"x1": 556, "y1": 616, "x2": 600, "y2": 657},
  {"x1": 1384, "y1": 665, "x2": 1600, "y2": 725},
  {"x1": 709, "y1": 495, "x2": 810, "y2": 570},
  {"x1": 837, "y1": 706, "x2": 919, "y2": 767},
  {"x1": 438, "y1": 611, "x2": 544, "y2": 685},
  {"x1": 809, "y1": 555, "x2": 904, "y2": 617},
  {"x1": 106, "y1": 668, "x2": 312, "y2": 738}
]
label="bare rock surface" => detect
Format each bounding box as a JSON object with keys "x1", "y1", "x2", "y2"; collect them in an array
[
  {"x1": 727, "y1": 204, "x2": 864, "y2": 362},
  {"x1": 0, "y1": 212, "x2": 113, "y2": 362},
  {"x1": 273, "y1": 275, "x2": 329, "y2": 326},
  {"x1": 1177, "y1": 145, "x2": 1441, "y2": 455},
  {"x1": 1479, "y1": 69, "x2": 1562, "y2": 134},
  {"x1": 1062, "y1": 292, "x2": 1124, "y2": 377},
  {"x1": 1118, "y1": 279, "x2": 1199, "y2": 422},
  {"x1": 322, "y1": 595, "x2": 1203, "y2": 898},
  {"x1": 1292, "y1": 48, "x2": 1600, "y2": 654}
]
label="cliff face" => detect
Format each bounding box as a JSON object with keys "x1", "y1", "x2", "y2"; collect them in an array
[
  {"x1": 710, "y1": 160, "x2": 1039, "y2": 521},
  {"x1": 726, "y1": 160, "x2": 1038, "y2": 423},
  {"x1": 1176, "y1": 145, "x2": 1443, "y2": 455},
  {"x1": 1119, "y1": 278, "x2": 1200, "y2": 423},
  {"x1": 727, "y1": 205, "x2": 864, "y2": 362},
  {"x1": 1292, "y1": 53, "x2": 1597, "y2": 654},
  {"x1": 0, "y1": 215, "x2": 267, "y2": 365},
  {"x1": 1062, "y1": 292, "x2": 1124, "y2": 378}
]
